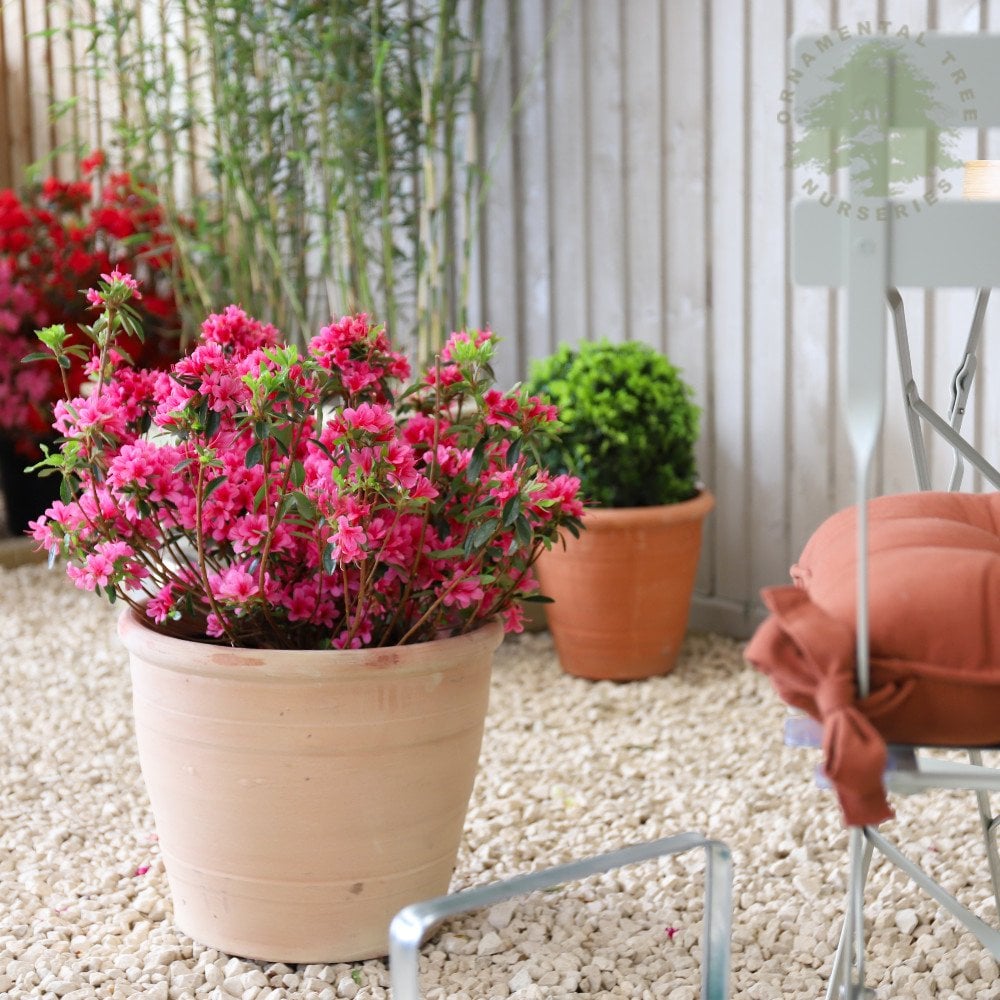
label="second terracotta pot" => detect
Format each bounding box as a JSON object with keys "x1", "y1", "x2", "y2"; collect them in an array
[{"x1": 535, "y1": 491, "x2": 714, "y2": 681}]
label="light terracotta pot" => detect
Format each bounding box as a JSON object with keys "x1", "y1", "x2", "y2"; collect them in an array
[
  {"x1": 535, "y1": 490, "x2": 715, "y2": 681},
  {"x1": 118, "y1": 609, "x2": 503, "y2": 963}
]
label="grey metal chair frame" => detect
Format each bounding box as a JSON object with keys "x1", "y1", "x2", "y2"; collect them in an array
[
  {"x1": 791, "y1": 32, "x2": 1000, "y2": 999},
  {"x1": 388, "y1": 832, "x2": 733, "y2": 1000}
]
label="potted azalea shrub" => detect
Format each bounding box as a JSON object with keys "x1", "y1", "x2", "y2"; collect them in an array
[
  {"x1": 28, "y1": 274, "x2": 583, "y2": 962},
  {"x1": 525, "y1": 340, "x2": 713, "y2": 681},
  {"x1": 0, "y1": 152, "x2": 180, "y2": 534}
]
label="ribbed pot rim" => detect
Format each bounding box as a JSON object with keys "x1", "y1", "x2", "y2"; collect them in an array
[
  {"x1": 577, "y1": 488, "x2": 715, "y2": 529},
  {"x1": 118, "y1": 607, "x2": 504, "y2": 681}
]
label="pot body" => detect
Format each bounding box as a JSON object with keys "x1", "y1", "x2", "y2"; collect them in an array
[
  {"x1": 118, "y1": 609, "x2": 503, "y2": 963},
  {"x1": 535, "y1": 491, "x2": 715, "y2": 680}
]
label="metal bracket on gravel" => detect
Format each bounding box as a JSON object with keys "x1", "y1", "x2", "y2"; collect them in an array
[{"x1": 388, "y1": 831, "x2": 733, "y2": 1000}]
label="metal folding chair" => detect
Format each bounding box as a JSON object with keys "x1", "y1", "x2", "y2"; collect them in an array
[
  {"x1": 388, "y1": 832, "x2": 733, "y2": 1000},
  {"x1": 789, "y1": 33, "x2": 1000, "y2": 999}
]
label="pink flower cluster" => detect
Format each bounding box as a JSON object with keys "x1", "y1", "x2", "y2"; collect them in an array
[{"x1": 30, "y1": 287, "x2": 583, "y2": 649}]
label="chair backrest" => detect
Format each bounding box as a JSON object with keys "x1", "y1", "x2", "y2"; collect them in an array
[{"x1": 789, "y1": 33, "x2": 1000, "y2": 695}]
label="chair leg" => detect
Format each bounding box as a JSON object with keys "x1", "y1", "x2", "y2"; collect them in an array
[
  {"x1": 968, "y1": 750, "x2": 1000, "y2": 922},
  {"x1": 826, "y1": 828, "x2": 875, "y2": 1000},
  {"x1": 388, "y1": 832, "x2": 733, "y2": 1000},
  {"x1": 865, "y1": 826, "x2": 1000, "y2": 958}
]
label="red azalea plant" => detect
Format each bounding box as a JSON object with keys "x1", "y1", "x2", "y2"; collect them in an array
[
  {"x1": 28, "y1": 274, "x2": 584, "y2": 649},
  {"x1": 0, "y1": 152, "x2": 180, "y2": 457}
]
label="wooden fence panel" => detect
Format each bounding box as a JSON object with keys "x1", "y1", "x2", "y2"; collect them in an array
[{"x1": 4, "y1": 0, "x2": 999, "y2": 635}]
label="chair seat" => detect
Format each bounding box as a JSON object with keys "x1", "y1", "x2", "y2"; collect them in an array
[
  {"x1": 746, "y1": 491, "x2": 1000, "y2": 826},
  {"x1": 784, "y1": 713, "x2": 1000, "y2": 794}
]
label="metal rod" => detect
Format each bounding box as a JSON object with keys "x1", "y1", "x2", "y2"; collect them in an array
[
  {"x1": 388, "y1": 832, "x2": 733, "y2": 1000},
  {"x1": 887, "y1": 288, "x2": 932, "y2": 491},
  {"x1": 969, "y1": 748, "x2": 1000, "y2": 922},
  {"x1": 865, "y1": 827, "x2": 1000, "y2": 958},
  {"x1": 826, "y1": 832, "x2": 874, "y2": 1000},
  {"x1": 947, "y1": 288, "x2": 991, "y2": 490}
]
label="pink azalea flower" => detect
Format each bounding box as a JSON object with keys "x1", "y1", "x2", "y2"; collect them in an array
[
  {"x1": 442, "y1": 574, "x2": 485, "y2": 610},
  {"x1": 331, "y1": 516, "x2": 367, "y2": 564},
  {"x1": 213, "y1": 566, "x2": 259, "y2": 603},
  {"x1": 31, "y1": 293, "x2": 582, "y2": 647}
]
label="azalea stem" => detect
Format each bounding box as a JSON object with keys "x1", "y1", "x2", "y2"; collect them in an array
[
  {"x1": 396, "y1": 535, "x2": 496, "y2": 646},
  {"x1": 194, "y1": 459, "x2": 238, "y2": 645},
  {"x1": 378, "y1": 364, "x2": 443, "y2": 645}
]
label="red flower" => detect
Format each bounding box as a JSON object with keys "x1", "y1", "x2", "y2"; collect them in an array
[
  {"x1": 67, "y1": 249, "x2": 93, "y2": 276},
  {"x1": 91, "y1": 206, "x2": 135, "y2": 239},
  {"x1": 0, "y1": 156, "x2": 182, "y2": 451},
  {"x1": 81, "y1": 149, "x2": 105, "y2": 176}
]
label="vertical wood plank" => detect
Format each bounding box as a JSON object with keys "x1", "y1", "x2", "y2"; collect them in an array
[
  {"x1": 544, "y1": 0, "x2": 586, "y2": 352},
  {"x1": 4, "y1": 2, "x2": 31, "y2": 182},
  {"x1": 707, "y1": 0, "x2": 749, "y2": 607},
  {"x1": 85, "y1": 0, "x2": 104, "y2": 159},
  {"x1": 45, "y1": 0, "x2": 80, "y2": 177},
  {"x1": 512, "y1": 0, "x2": 552, "y2": 366},
  {"x1": 23, "y1": 0, "x2": 49, "y2": 170},
  {"x1": 788, "y1": 0, "x2": 839, "y2": 559},
  {"x1": 663, "y1": 0, "x2": 711, "y2": 592},
  {"x1": 747, "y1": 0, "x2": 791, "y2": 593},
  {"x1": 0, "y1": 6, "x2": 13, "y2": 186},
  {"x1": 582, "y1": 0, "x2": 625, "y2": 342},
  {"x1": 478, "y1": 0, "x2": 518, "y2": 386},
  {"x1": 664, "y1": 1, "x2": 708, "y2": 409},
  {"x1": 622, "y1": 0, "x2": 663, "y2": 351}
]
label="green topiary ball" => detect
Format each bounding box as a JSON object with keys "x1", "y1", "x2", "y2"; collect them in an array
[{"x1": 525, "y1": 340, "x2": 701, "y2": 508}]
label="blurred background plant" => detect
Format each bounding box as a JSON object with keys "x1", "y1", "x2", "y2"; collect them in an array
[
  {"x1": 59, "y1": 0, "x2": 485, "y2": 363},
  {"x1": 0, "y1": 151, "x2": 182, "y2": 532},
  {"x1": 0, "y1": 151, "x2": 181, "y2": 458}
]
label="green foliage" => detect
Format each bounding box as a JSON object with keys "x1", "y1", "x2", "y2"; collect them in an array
[
  {"x1": 62, "y1": 0, "x2": 484, "y2": 361},
  {"x1": 525, "y1": 341, "x2": 701, "y2": 508}
]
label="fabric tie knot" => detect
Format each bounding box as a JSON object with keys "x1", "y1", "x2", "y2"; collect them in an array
[
  {"x1": 746, "y1": 585, "x2": 895, "y2": 826},
  {"x1": 816, "y1": 674, "x2": 857, "y2": 717}
]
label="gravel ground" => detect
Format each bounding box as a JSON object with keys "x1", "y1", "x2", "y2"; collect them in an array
[{"x1": 2, "y1": 562, "x2": 1000, "y2": 999}]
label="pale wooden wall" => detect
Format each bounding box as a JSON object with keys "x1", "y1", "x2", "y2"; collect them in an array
[
  {"x1": 473, "y1": 0, "x2": 1000, "y2": 636},
  {"x1": 3, "y1": 1, "x2": 999, "y2": 636}
]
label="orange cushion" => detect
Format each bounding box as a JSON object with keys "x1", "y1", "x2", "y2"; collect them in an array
[{"x1": 745, "y1": 491, "x2": 1000, "y2": 826}]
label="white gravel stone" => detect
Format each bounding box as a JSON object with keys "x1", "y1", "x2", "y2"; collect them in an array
[
  {"x1": 476, "y1": 931, "x2": 506, "y2": 956},
  {"x1": 507, "y1": 967, "x2": 534, "y2": 992},
  {"x1": 896, "y1": 908, "x2": 920, "y2": 936},
  {"x1": 486, "y1": 900, "x2": 518, "y2": 930},
  {"x1": 334, "y1": 975, "x2": 359, "y2": 998},
  {"x1": 2, "y1": 565, "x2": 1000, "y2": 999}
]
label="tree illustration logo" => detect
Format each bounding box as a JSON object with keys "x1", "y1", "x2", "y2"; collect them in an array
[{"x1": 791, "y1": 40, "x2": 962, "y2": 198}]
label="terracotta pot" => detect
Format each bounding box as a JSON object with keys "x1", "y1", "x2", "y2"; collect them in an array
[
  {"x1": 118, "y1": 609, "x2": 503, "y2": 963},
  {"x1": 535, "y1": 490, "x2": 715, "y2": 681}
]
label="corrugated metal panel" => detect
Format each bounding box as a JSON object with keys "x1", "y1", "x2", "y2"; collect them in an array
[{"x1": 3, "y1": 0, "x2": 998, "y2": 635}]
